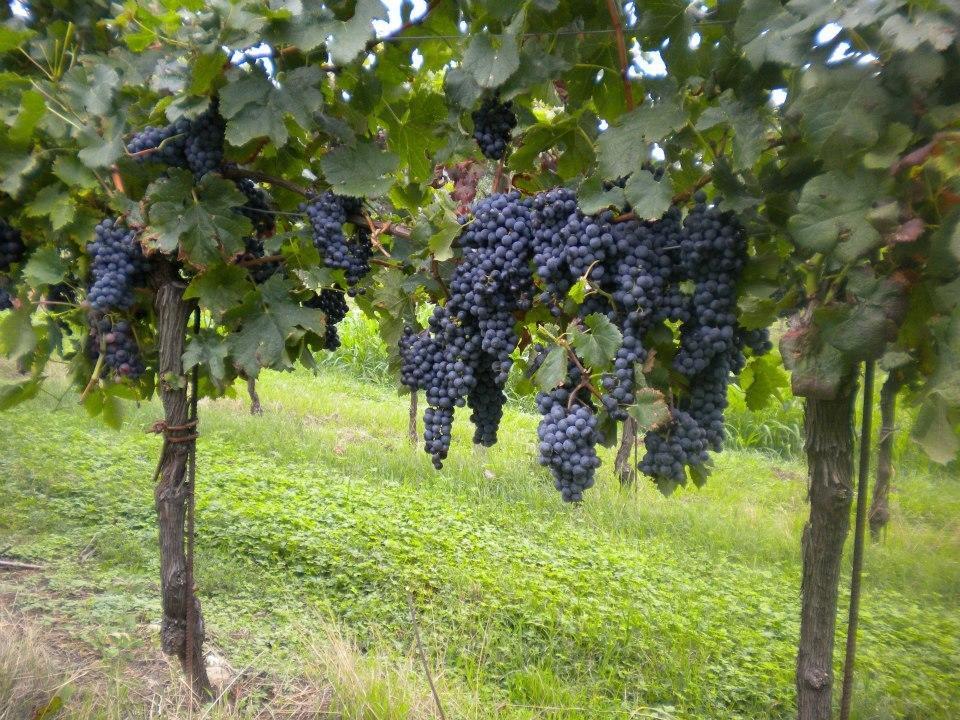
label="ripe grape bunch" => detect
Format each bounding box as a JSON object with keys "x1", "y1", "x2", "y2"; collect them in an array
[
  {"x1": 233, "y1": 179, "x2": 279, "y2": 285},
  {"x1": 305, "y1": 288, "x2": 349, "y2": 351},
  {"x1": 400, "y1": 187, "x2": 769, "y2": 502},
  {"x1": 89, "y1": 315, "x2": 145, "y2": 380},
  {"x1": 0, "y1": 218, "x2": 26, "y2": 271},
  {"x1": 301, "y1": 193, "x2": 371, "y2": 295},
  {"x1": 472, "y1": 95, "x2": 518, "y2": 160},
  {"x1": 87, "y1": 218, "x2": 147, "y2": 312},
  {"x1": 127, "y1": 101, "x2": 224, "y2": 177}
]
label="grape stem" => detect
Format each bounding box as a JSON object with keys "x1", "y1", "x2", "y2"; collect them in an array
[{"x1": 79, "y1": 350, "x2": 105, "y2": 402}]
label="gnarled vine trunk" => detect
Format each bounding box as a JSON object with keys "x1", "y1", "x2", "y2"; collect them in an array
[
  {"x1": 154, "y1": 263, "x2": 211, "y2": 696},
  {"x1": 796, "y1": 387, "x2": 857, "y2": 720},
  {"x1": 869, "y1": 374, "x2": 899, "y2": 540}
]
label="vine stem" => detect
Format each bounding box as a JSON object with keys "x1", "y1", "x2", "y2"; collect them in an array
[
  {"x1": 839, "y1": 361, "x2": 876, "y2": 720},
  {"x1": 604, "y1": 0, "x2": 634, "y2": 111}
]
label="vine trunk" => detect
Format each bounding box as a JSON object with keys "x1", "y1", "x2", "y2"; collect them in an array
[
  {"x1": 869, "y1": 374, "x2": 899, "y2": 539},
  {"x1": 796, "y1": 386, "x2": 857, "y2": 720},
  {"x1": 153, "y1": 262, "x2": 212, "y2": 697}
]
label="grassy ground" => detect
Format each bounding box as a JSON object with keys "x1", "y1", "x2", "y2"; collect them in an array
[{"x1": 1, "y1": 357, "x2": 958, "y2": 719}]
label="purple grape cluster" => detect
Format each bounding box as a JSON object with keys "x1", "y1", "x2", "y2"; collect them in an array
[
  {"x1": 472, "y1": 96, "x2": 517, "y2": 160},
  {"x1": 89, "y1": 315, "x2": 144, "y2": 379},
  {"x1": 87, "y1": 218, "x2": 146, "y2": 311},
  {"x1": 127, "y1": 101, "x2": 223, "y2": 177},
  {"x1": 399, "y1": 186, "x2": 767, "y2": 500},
  {"x1": 305, "y1": 288, "x2": 349, "y2": 351},
  {"x1": 301, "y1": 193, "x2": 372, "y2": 295}
]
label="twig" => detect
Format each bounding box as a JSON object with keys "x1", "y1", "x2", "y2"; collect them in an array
[
  {"x1": 0, "y1": 559, "x2": 43, "y2": 571},
  {"x1": 604, "y1": 0, "x2": 634, "y2": 111},
  {"x1": 247, "y1": 376, "x2": 263, "y2": 416},
  {"x1": 363, "y1": 212, "x2": 393, "y2": 256},
  {"x1": 406, "y1": 591, "x2": 447, "y2": 720}
]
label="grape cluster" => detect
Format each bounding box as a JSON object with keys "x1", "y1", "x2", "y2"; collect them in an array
[
  {"x1": 87, "y1": 218, "x2": 146, "y2": 311},
  {"x1": 233, "y1": 179, "x2": 279, "y2": 284},
  {"x1": 400, "y1": 188, "x2": 767, "y2": 500},
  {"x1": 127, "y1": 118, "x2": 190, "y2": 168},
  {"x1": 305, "y1": 288, "x2": 349, "y2": 350},
  {"x1": 638, "y1": 409, "x2": 709, "y2": 485},
  {"x1": 301, "y1": 193, "x2": 371, "y2": 294},
  {"x1": 89, "y1": 315, "x2": 144, "y2": 379},
  {"x1": 0, "y1": 287, "x2": 12, "y2": 311},
  {"x1": 471, "y1": 96, "x2": 517, "y2": 160},
  {"x1": 234, "y1": 178, "x2": 276, "y2": 237},
  {"x1": 184, "y1": 102, "x2": 225, "y2": 178},
  {"x1": 0, "y1": 219, "x2": 25, "y2": 271},
  {"x1": 536, "y1": 370, "x2": 602, "y2": 502},
  {"x1": 126, "y1": 102, "x2": 223, "y2": 177}
]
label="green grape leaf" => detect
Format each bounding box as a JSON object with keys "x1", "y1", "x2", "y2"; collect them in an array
[
  {"x1": 8, "y1": 89, "x2": 45, "y2": 144},
  {"x1": 628, "y1": 388, "x2": 671, "y2": 432},
  {"x1": 577, "y1": 173, "x2": 625, "y2": 215},
  {"x1": 0, "y1": 26, "x2": 34, "y2": 52},
  {"x1": 325, "y1": 0, "x2": 388, "y2": 65},
  {"x1": 624, "y1": 170, "x2": 674, "y2": 221},
  {"x1": 791, "y1": 65, "x2": 888, "y2": 165},
  {"x1": 788, "y1": 171, "x2": 883, "y2": 261},
  {"x1": 144, "y1": 169, "x2": 251, "y2": 268},
  {"x1": 570, "y1": 313, "x2": 622, "y2": 369},
  {"x1": 24, "y1": 184, "x2": 75, "y2": 230},
  {"x1": 78, "y1": 132, "x2": 125, "y2": 169},
  {"x1": 0, "y1": 306, "x2": 37, "y2": 361},
  {"x1": 534, "y1": 345, "x2": 568, "y2": 391},
  {"x1": 780, "y1": 321, "x2": 850, "y2": 399},
  {"x1": 184, "y1": 264, "x2": 254, "y2": 316},
  {"x1": 189, "y1": 49, "x2": 226, "y2": 95},
  {"x1": 321, "y1": 142, "x2": 399, "y2": 198},
  {"x1": 696, "y1": 91, "x2": 765, "y2": 171},
  {"x1": 183, "y1": 330, "x2": 231, "y2": 388},
  {"x1": 597, "y1": 101, "x2": 685, "y2": 180},
  {"x1": 463, "y1": 13, "x2": 522, "y2": 89},
  {"x1": 228, "y1": 277, "x2": 325, "y2": 376},
  {"x1": 0, "y1": 378, "x2": 42, "y2": 411},
  {"x1": 741, "y1": 353, "x2": 788, "y2": 411},
  {"x1": 911, "y1": 394, "x2": 959, "y2": 464},
  {"x1": 22, "y1": 246, "x2": 68, "y2": 286},
  {"x1": 220, "y1": 66, "x2": 323, "y2": 147}
]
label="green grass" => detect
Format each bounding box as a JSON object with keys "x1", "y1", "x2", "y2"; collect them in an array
[{"x1": 1, "y1": 363, "x2": 958, "y2": 719}]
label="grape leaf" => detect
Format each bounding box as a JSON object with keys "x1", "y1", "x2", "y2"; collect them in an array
[
  {"x1": 696, "y1": 91, "x2": 765, "y2": 171},
  {"x1": 463, "y1": 12, "x2": 522, "y2": 89},
  {"x1": 22, "y1": 246, "x2": 67, "y2": 286},
  {"x1": 624, "y1": 170, "x2": 674, "y2": 221},
  {"x1": 0, "y1": 306, "x2": 37, "y2": 360},
  {"x1": 220, "y1": 66, "x2": 323, "y2": 147},
  {"x1": 24, "y1": 185, "x2": 75, "y2": 230},
  {"x1": 570, "y1": 313, "x2": 622, "y2": 369},
  {"x1": 144, "y1": 169, "x2": 251, "y2": 268},
  {"x1": 183, "y1": 330, "x2": 230, "y2": 388},
  {"x1": 628, "y1": 387, "x2": 670, "y2": 431},
  {"x1": 321, "y1": 142, "x2": 399, "y2": 198},
  {"x1": 228, "y1": 277, "x2": 325, "y2": 376},
  {"x1": 324, "y1": 0, "x2": 388, "y2": 65},
  {"x1": 911, "y1": 394, "x2": 959, "y2": 464},
  {"x1": 597, "y1": 101, "x2": 685, "y2": 180},
  {"x1": 184, "y1": 264, "x2": 254, "y2": 316},
  {"x1": 788, "y1": 171, "x2": 883, "y2": 261},
  {"x1": 534, "y1": 345, "x2": 567, "y2": 390},
  {"x1": 0, "y1": 378, "x2": 41, "y2": 410}
]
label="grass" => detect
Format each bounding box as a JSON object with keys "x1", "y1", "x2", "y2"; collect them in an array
[{"x1": 0, "y1": 359, "x2": 958, "y2": 719}]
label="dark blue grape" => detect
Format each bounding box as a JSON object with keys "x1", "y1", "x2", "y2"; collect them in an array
[{"x1": 87, "y1": 218, "x2": 147, "y2": 312}]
